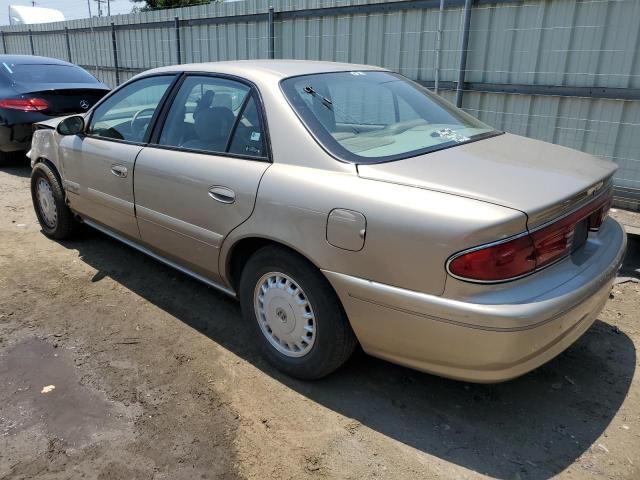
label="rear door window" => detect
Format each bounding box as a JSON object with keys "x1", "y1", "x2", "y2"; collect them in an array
[
  {"x1": 156, "y1": 75, "x2": 267, "y2": 159},
  {"x1": 228, "y1": 96, "x2": 267, "y2": 158},
  {"x1": 158, "y1": 75, "x2": 250, "y2": 155}
]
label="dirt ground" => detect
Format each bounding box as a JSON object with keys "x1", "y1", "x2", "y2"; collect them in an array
[{"x1": 1, "y1": 161, "x2": 639, "y2": 480}]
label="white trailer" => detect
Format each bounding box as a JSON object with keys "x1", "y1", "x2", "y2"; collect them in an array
[{"x1": 8, "y1": 5, "x2": 65, "y2": 25}]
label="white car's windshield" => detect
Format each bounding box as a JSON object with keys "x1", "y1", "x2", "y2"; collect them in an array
[{"x1": 281, "y1": 71, "x2": 500, "y2": 163}]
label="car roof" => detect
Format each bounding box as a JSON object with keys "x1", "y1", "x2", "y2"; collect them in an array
[
  {"x1": 141, "y1": 60, "x2": 388, "y2": 83},
  {"x1": 0, "y1": 54, "x2": 76, "y2": 66}
]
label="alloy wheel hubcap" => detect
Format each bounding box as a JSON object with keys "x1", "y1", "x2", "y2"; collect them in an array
[
  {"x1": 254, "y1": 272, "x2": 316, "y2": 357},
  {"x1": 36, "y1": 178, "x2": 57, "y2": 228}
]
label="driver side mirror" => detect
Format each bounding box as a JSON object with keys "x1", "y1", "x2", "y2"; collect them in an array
[{"x1": 57, "y1": 115, "x2": 85, "y2": 136}]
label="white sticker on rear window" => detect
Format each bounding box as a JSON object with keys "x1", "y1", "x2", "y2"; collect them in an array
[
  {"x1": 434, "y1": 128, "x2": 470, "y2": 143},
  {"x1": 250, "y1": 131, "x2": 261, "y2": 141},
  {"x1": 2, "y1": 62, "x2": 13, "y2": 74}
]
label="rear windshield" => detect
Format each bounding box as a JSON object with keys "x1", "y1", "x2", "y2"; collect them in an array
[
  {"x1": 0, "y1": 62, "x2": 98, "y2": 85},
  {"x1": 281, "y1": 71, "x2": 499, "y2": 164}
]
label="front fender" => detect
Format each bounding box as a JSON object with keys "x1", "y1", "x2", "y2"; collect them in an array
[{"x1": 29, "y1": 127, "x2": 61, "y2": 172}]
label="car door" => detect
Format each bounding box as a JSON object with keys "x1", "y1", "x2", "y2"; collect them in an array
[
  {"x1": 59, "y1": 74, "x2": 175, "y2": 239},
  {"x1": 133, "y1": 74, "x2": 271, "y2": 282}
]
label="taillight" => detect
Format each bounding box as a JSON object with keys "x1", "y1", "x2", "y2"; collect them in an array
[
  {"x1": 530, "y1": 214, "x2": 578, "y2": 267},
  {"x1": 589, "y1": 196, "x2": 611, "y2": 231},
  {"x1": 448, "y1": 235, "x2": 536, "y2": 282},
  {"x1": 0, "y1": 98, "x2": 49, "y2": 112},
  {"x1": 532, "y1": 192, "x2": 611, "y2": 269},
  {"x1": 448, "y1": 191, "x2": 612, "y2": 282}
]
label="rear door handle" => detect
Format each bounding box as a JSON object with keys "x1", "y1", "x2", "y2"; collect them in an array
[
  {"x1": 208, "y1": 186, "x2": 236, "y2": 204},
  {"x1": 111, "y1": 164, "x2": 128, "y2": 178}
]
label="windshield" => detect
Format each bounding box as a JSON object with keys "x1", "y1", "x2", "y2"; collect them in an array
[
  {"x1": 281, "y1": 71, "x2": 499, "y2": 163},
  {"x1": 0, "y1": 63, "x2": 98, "y2": 85}
]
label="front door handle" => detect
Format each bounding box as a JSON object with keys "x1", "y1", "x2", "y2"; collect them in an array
[
  {"x1": 208, "y1": 186, "x2": 236, "y2": 204},
  {"x1": 111, "y1": 164, "x2": 128, "y2": 178}
]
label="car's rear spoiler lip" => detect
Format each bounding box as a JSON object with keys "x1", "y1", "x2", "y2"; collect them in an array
[{"x1": 526, "y1": 176, "x2": 614, "y2": 230}]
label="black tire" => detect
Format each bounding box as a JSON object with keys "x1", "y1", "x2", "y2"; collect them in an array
[
  {"x1": 31, "y1": 162, "x2": 78, "y2": 240},
  {"x1": 239, "y1": 245, "x2": 357, "y2": 379}
]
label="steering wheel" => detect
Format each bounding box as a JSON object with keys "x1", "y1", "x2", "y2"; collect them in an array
[{"x1": 130, "y1": 107, "x2": 156, "y2": 140}]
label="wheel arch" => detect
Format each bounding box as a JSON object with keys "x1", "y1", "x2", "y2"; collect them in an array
[
  {"x1": 34, "y1": 156, "x2": 67, "y2": 194},
  {"x1": 224, "y1": 235, "x2": 323, "y2": 293},
  {"x1": 33, "y1": 157, "x2": 61, "y2": 179}
]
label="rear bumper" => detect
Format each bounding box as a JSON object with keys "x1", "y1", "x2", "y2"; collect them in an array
[
  {"x1": 0, "y1": 110, "x2": 49, "y2": 152},
  {"x1": 0, "y1": 123, "x2": 33, "y2": 152},
  {"x1": 323, "y1": 218, "x2": 627, "y2": 382}
]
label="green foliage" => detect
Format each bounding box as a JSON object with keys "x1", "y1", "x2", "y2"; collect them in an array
[{"x1": 131, "y1": 0, "x2": 217, "y2": 11}]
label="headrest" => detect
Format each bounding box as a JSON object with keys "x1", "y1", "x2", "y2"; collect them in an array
[
  {"x1": 193, "y1": 107, "x2": 235, "y2": 144},
  {"x1": 197, "y1": 90, "x2": 214, "y2": 110},
  {"x1": 212, "y1": 93, "x2": 233, "y2": 110}
]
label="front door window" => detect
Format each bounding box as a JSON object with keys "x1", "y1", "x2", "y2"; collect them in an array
[{"x1": 88, "y1": 75, "x2": 174, "y2": 143}]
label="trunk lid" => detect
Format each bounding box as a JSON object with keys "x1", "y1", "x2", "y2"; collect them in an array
[
  {"x1": 15, "y1": 84, "x2": 109, "y2": 116},
  {"x1": 357, "y1": 133, "x2": 616, "y2": 228}
]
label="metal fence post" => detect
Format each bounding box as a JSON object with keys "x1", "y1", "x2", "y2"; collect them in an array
[
  {"x1": 87, "y1": 0, "x2": 99, "y2": 78},
  {"x1": 455, "y1": 0, "x2": 473, "y2": 107},
  {"x1": 111, "y1": 22, "x2": 120, "y2": 85},
  {"x1": 64, "y1": 27, "x2": 72, "y2": 62},
  {"x1": 174, "y1": 17, "x2": 181, "y2": 64},
  {"x1": 28, "y1": 29, "x2": 35, "y2": 55},
  {"x1": 434, "y1": 0, "x2": 445, "y2": 94},
  {"x1": 0, "y1": 31, "x2": 6, "y2": 54},
  {"x1": 268, "y1": 6, "x2": 275, "y2": 59}
]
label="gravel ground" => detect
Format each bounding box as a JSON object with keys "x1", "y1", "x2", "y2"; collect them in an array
[
  {"x1": 611, "y1": 209, "x2": 640, "y2": 236},
  {"x1": 1, "y1": 161, "x2": 639, "y2": 480}
]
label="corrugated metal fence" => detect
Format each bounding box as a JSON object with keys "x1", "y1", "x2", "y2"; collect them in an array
[{"x1": 1, "y1": 0, "x2": 639, "y2": 209}]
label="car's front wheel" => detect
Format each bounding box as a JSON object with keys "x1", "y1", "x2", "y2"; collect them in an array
[
  {"x1": 239, "y1": 245, "x2": 357, "y2": 379},
  {"x1": 31, "y1": 162, "x2": 78, "y2": 240}
]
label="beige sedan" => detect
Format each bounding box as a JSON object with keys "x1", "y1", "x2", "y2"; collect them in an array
[{"x1": 29, "y1": 60, "x2": 626, "y2": 382}]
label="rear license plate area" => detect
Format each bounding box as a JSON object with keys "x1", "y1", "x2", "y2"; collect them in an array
[{"x1": 572, "y1": 218, "x2": 589, "y2": 252}]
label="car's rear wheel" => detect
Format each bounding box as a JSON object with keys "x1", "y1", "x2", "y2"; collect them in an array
[
  {"x1": 239, "y1": 245, "x2": 357, "y2": 379},
  {"x1": 31, "y1": 162, "x2": 78, "y2": 240}
]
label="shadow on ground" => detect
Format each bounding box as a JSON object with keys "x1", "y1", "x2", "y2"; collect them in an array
[
  {"x1": 0, "y1": 157, "x2": 31, "y2": 178},
  {"x1": 56, "y1": 228, "x2": 636, "y2": 480},
  {"x1": 619, "y1": 235, "x2": 640, "y2": 280}
]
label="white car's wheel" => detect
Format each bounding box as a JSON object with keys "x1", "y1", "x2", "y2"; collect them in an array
[
  {"x1": 239, "y1": 245, "x2": 357, "y2": 379},
  {"x1": 254, "y1": 271, "x2": 317, "y2": 358},
  {"x1": 31, "y1": 162, "x2": 78, "y2": 240},
  {"x1": 36, "y1": 177, "x2": 58, "y2": 229}
]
